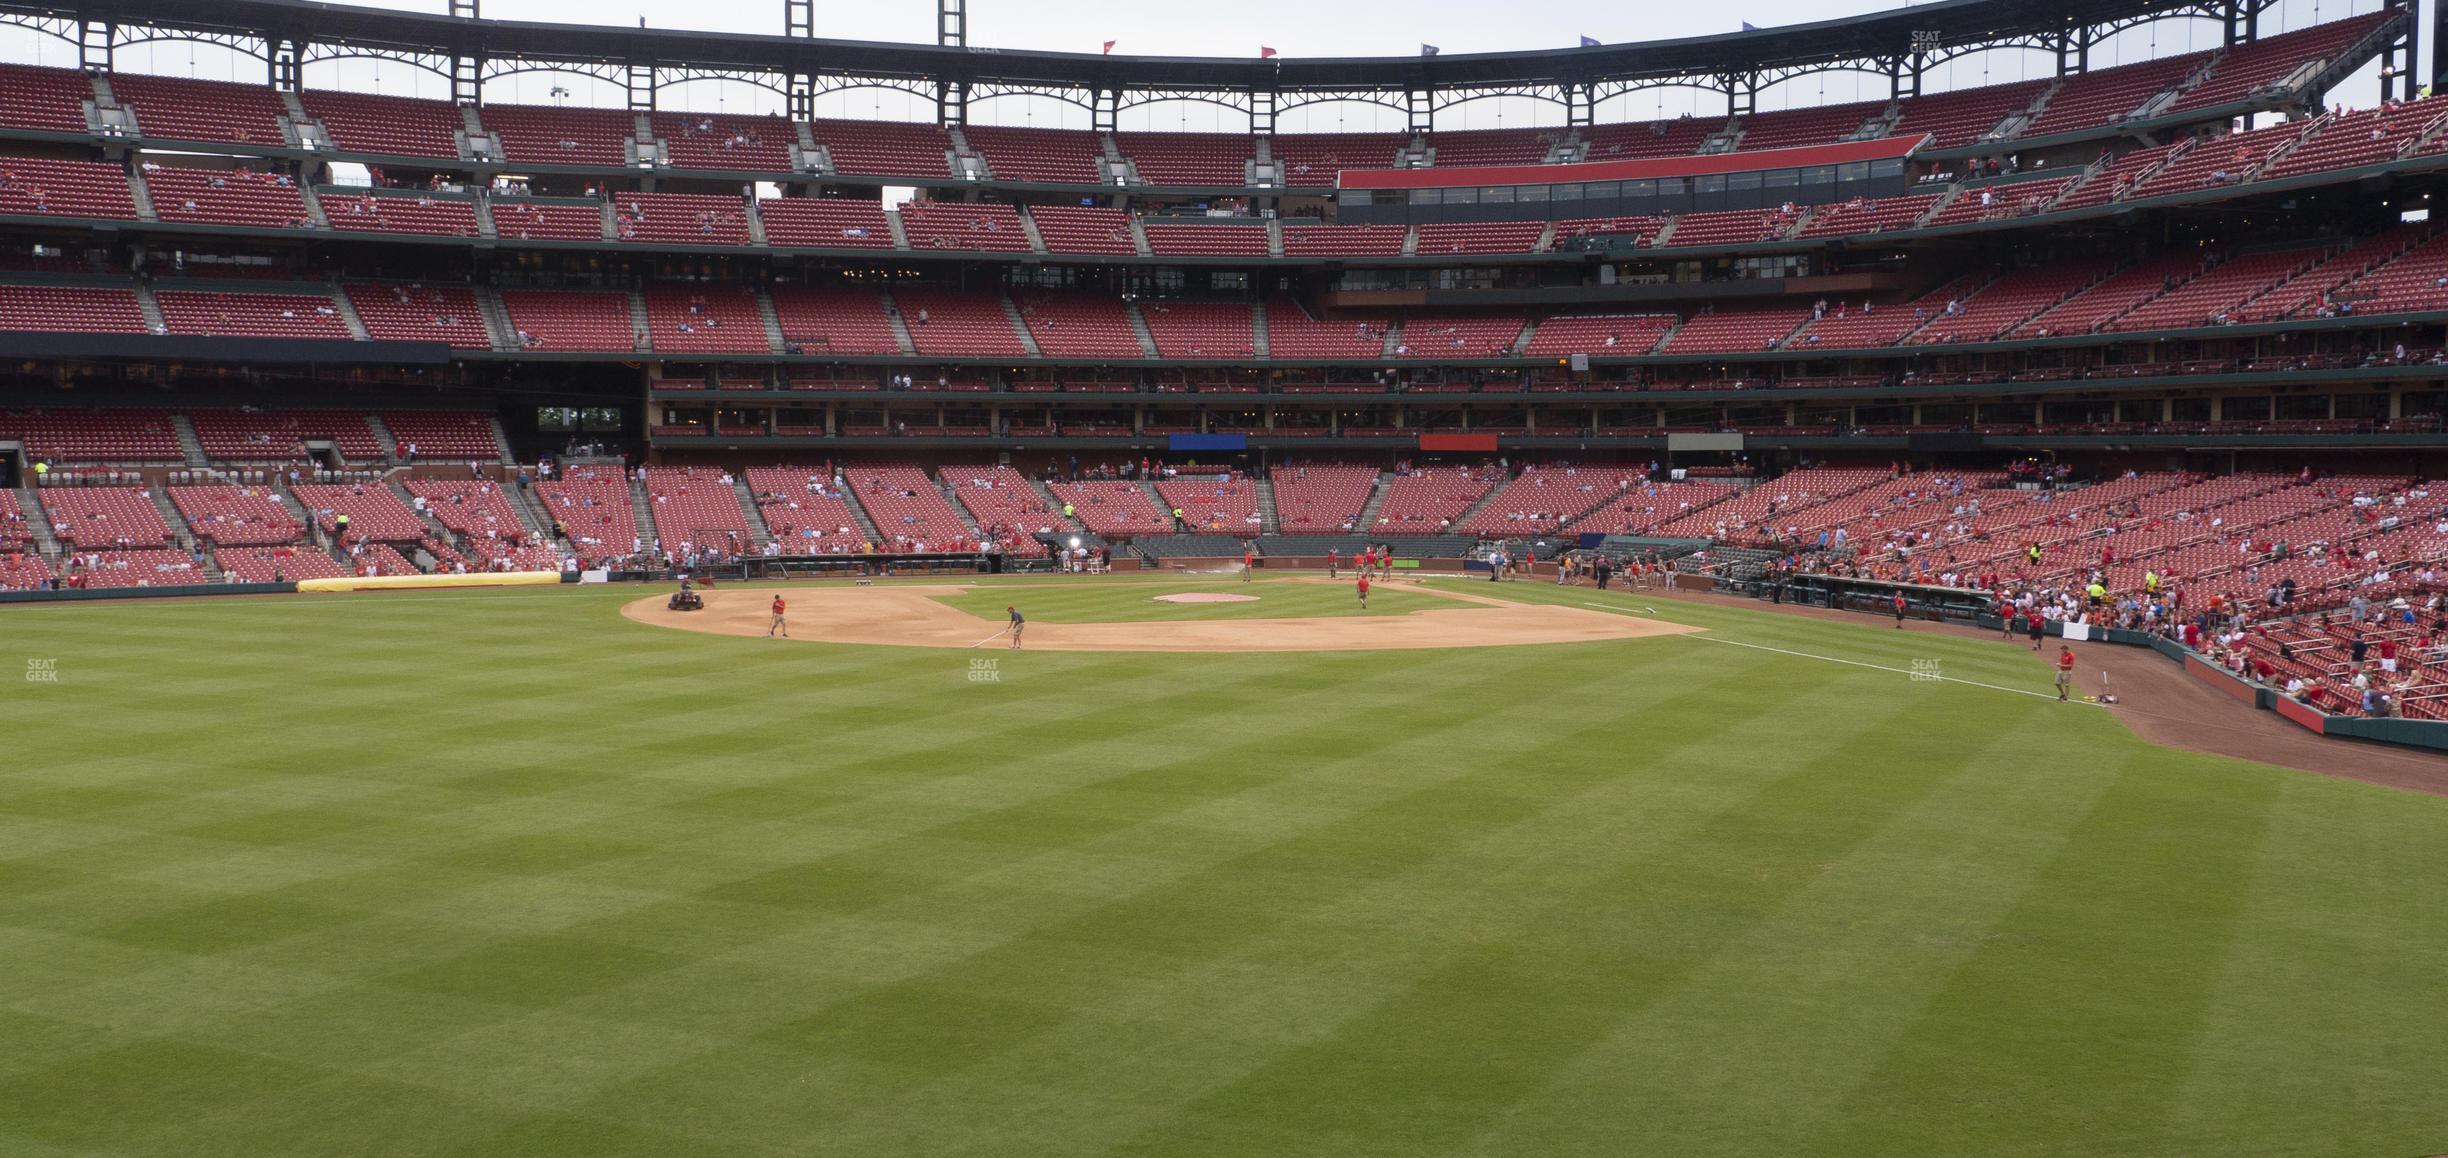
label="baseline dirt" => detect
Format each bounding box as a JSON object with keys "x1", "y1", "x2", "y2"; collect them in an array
[
  {"x1": 622, "y1": 580, "x2": 1697, "y2": 653},
  {"x1": 1588, "y1": 581, "x2": 2448, "y2": 798}
]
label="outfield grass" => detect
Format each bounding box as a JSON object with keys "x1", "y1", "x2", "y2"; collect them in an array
[
  {"x1": 930, "y1": 576, "x2": 1464, "y2": 622},
  {"x1": 3, "y1": 577, "x2": 2445, "y2": 1157}
]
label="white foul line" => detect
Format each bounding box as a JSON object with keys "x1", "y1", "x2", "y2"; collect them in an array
[{"x1": 1695, "y1": 635, "x2": 2090, "y2": 703}]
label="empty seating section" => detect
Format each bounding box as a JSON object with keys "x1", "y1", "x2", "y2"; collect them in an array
[
  {"x1": 321, "y1": 191, "x2": 479, "y2": 236},
  {"x1": 1582, "y1": 118, "x2": 1712, "y2": 160},
  {"x1": 1652, "y1": 467, "x2": 1887, "y2": 538},
  {"x1": 1522, "y1": 313, "x2": 1676, "y2": 357},
  {"x1": 344, "y1": 283, "x2": 488, "y2": 348},
  {"x1": 1572, "y1": 480, "x2": 1740, "y2": 534},
  {"x1": 41, "y1": 486, "x2": 174, "y2": 546},
  {"x1": 380, "y1": 411, "x2": 500, "y2": 460},
  {"x1": 1659, "y1": 308, "x2": 1809, "y2": 353},
  {"x1": 144, "y1": 165, "x2": 310, "y2": 228},
  {"x1": 757, "y1": 196, "x2": 893, "y2": 248},
  {"x1": 2126, "y1": 122, "x2": 2303, "y2": 198},
  {"x1": 894, "y1": 289, "x2": 1026, "y2": 357},
  {"x1": 1281, "y1": 224, "x2": 1405, "y2": 257},
  {"x1": 1735, "y1": 101, "x2": 1883, "y2": 150},
  {"x1": 216, "y1": 544, "x2": 346, "y2": 582},
  {"x1": 615, "y1": 191, "x2": 750, "y2": 245},
  {"x1": 941, "y1": 464, "x2": 1065, "y2": 553},
  {"x1": 2267, "y1": 98, "x2": 2448, "y2": 178},
  {"x1": 771, "y1": 288, "x2": 900, "y2": 355},
  {"x1": 1013, "y1": 293, "x2": 1143, "y2": 358},
  {"x1": 2106, "y1": 246, "x2": 2326, "y2": 331},
  {"x1": 2015, "y1": 254, "x2": 2203, "y2": 336},
  {"x1": 1459, "y1": 467, "x2": 1637, "y2": 536},
  {"x1": 652, "y1": 111, "x2": 793, "y2": 171},
  {"x1": 487, "y1": 197, "x2": 605, "y2": 241},
  {"x1": 645, "y1": 286, "x2": 767, "y2": 354},
  {"x1": 1416, "y1": 222, "x2": 1544, "y2": 254},
  {"x1": 2026, "y1": 51, "x2": 2207, "y2": 137},
  {"x1": 112, "y1": 73, "x2": 287, "y2": 144},
  {"x1": 480, "y1": 103, "x2": 631, "y2": 167},
  {"x1": 811, "y1": 118, "x2": 949, "y2": 177},
  {"x1": 189, "y1": 410, "x2": 382, "y2": 461},
  {"x1": 1263, "y1": 298, "x2": 1385, "y2": 358},
  {"x1": 1797, "y1": 192, "x2": 1939, "y2": 238},
  {"x1": 301, "y1": 90, "x2": 463, "y2": 159},
  {"x1": 291, "y1": 483, "x2": 425, "y2": 541},
  {"x1": 156, "y1": 291, "x2": 352, "y2": 340},
  {"x1": 849, "y1": 465, "x2": 976, "y2": 550},
  {"x1": 0, "y1": 155, "x2": 136, "y2": 219},
  {"x1": 537, "y1": 470, "x2": 638, "y2": 562},
  {"x1": 1913, "y1": 258, "x2": 2117, "y2": 343},
  {"x1": 899, "y1": 200, "x2": 1030, "y2": 251},
  {"x1": 1029, "y1": 205, "x2": 1136, "y2": 254},
  {"x1": 1666, "y1": 207, "x2": 1798, "y2": 247},
  {"x1": 2051, "y1": 142, "x2": 2186, "y2": 212},
  {"x1": 0, "y1": 489, "x2": 26, "y2": 550},
  {"x1": 744, "y1": 466, "x2": 867, "y2": 552},
  {"x1": 2236, "y1": 229, "x2": 2418, "y2": 320},
  {"x1": 1048, "y1": 480, "x2": 1170, "y2": 537},
  {"x1": 1429, "y1": 128, "x2": 1558, "y2": 167},
  {"x1": 1922, "y1": 176, "x2": 2074, "y2": 227},
  {"x1": 1154, "y1": 476, "x2": 1260, "y2": 535},
  {"x1": 2331, "y1": 232, "x2": 2448, "y2": 314},
  {"x1": 2169, "y1": 12, "x2": 2390, "y2": 113},
  {"x1": 1890, "y1": 80, "x2": 2048, "y2": 148},
  {"x1": 1395, "y1": 317, "x2": 1525, "y2": 358},
  {"x1": 0, "y1": 285, "x2": 146, "y2": 334},
  {"x1": 645, "y1": 467, "x2": 751, "y2": 549},
  {"x1": 1790, "y1": 278, "x2": 1975, "y2": 348},
  {"x1": 1269, "y1": 133, "x2": 1407, "y2": 183},
  {"x1": 1138, "y1": 301, "x2": 1255, "y2": 358},
  {"x1": 0, "y1": 409, "x2": 179, "y2": 461},
  {"x1": 1116, "y1": 133, "x2": 1251, "y2": 185},
  {"x1": 170, "y1": 485, "x2": 304, "y2": 546},
  {"x1": 1269, "y1": 464, "x2": 1376, "y2": 532},
  {"x1": 1371, "y1": 468, "x2": 1494, "y2": 534},
  {"x1": 500, "y1": 289, "x2": 634, "y2": 351},
  {"x1": 0, "y1": 64, "x2": 94, "y2": 134},
  {"x1": 961, "y1": 125, "x2": 1101, "y2": 184},
  {"x1": 1144, "y1": 222, "x2": 1268, "y2": 256},
  {"x1": 1552, "y1": 216, "x2": 1663, "y2": 247}
]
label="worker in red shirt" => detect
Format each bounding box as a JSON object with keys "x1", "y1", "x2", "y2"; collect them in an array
[
  {"x1": 1356, "y1": 572, "x2": 1371, "y2": 609},
  {"x1": 1327, "y1": 546, "x2": 1339, "y2": 578},
  {"x1": 2056, "y1": 645, "x2": 2077, "y2": 701},
  {"x1": 767, "y1": 594, "x2": 788, "y2": 639},
  {"x1": 1243, "y1": 547, "x2": 1255, "y2": 583}
]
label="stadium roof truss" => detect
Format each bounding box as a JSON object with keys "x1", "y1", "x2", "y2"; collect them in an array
[{"x1": 0, "y1": 0, "x2": 2417, "y2": 129}]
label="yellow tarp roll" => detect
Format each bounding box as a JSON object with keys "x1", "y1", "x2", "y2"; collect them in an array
[{"x1": 296, "y1": 571, "x2": 564, "y2": 593}]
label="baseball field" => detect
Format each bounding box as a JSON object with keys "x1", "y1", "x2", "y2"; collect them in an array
[{"x1": 4, "y1": 574, "x2": 2444, "y2": 1156}]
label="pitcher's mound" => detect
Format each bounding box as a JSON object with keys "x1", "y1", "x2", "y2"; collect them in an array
[{"x1": 1155, "y1": 592, "x2": 1260, "y2": 603}]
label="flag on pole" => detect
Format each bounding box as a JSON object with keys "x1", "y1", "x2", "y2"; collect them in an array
[
  {"x1": 1420, "y1": 43, "x2": 1439, "y2": 56},
  {"x1": 1579, "y1": 35, "x2": 1601, "y2": 48},
  {"x1": 1260, "y1": 45, "x2": 1278, "y2": 58},
  {"x1": 1102, "y1": 40, "x2": 1116, "y2": 54}
]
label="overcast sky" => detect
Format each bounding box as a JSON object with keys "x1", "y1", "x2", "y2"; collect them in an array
[{"x1": 0, "y1": 0, "x2": 2408, "y2": 131}]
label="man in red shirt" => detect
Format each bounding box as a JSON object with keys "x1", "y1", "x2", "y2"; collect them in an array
[
  {"x1": 1356, "y1": 572, "x2": 1371, "y2": 609},
  {"x1": 1243, "y1": 548, "x2": 1255, "y2": 583},
  {"x1": 1327, "y1": 547, "x2": 1338, "y2": 579},
  {"x1": 767, "y1": 594, "x2": 788, "y2": 639},
  {"x1": 2056, "y1": 645, "x2": 2076, "y2": 701}
]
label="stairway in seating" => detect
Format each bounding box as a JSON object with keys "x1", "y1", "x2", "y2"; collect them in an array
[
  {"x1": 328, "y1": 285, "x2": 371, "y2": 341},
  {"x1": 1000, "y1": 293, "x2": 1042, "y2": 357},
  {"x1": 878, "y1": 289, "x2": 917, "y2": 354},
  {"x1": 1351, "y1": 473, "x2": 1392, "y2": 534},
  {"x1": 363, "y1": 413, "x2": 399, "y2": 466},
  {"x1": 1254, "y1": 477, "x2": 1281, "y2": 533},
  {"x1": 473, "y1": 287, "x2": 518, "y2": 352},
  {"x1": 1122, "y1": 301, "x2": 1160, "y2": 358},
  {"x1": 17, "y1": 484, "x2": 58, "y2": 558},
  {"x1": 628, "y1": 474, "x2": 660, "y2": 552},
  {"x1": 1251, "y1": 300, "x2": 1270, "y2": 357},
  {"x1": 755, "y1": 287, "x2": 787, "y2": 354},
  {"x1": 170, "y1": 414, "x2": 208, "y2": 467},
  {"x1": 627, "y1": 288, "x2": 652, "y2": 353},
  {"x1": 931, "y1": 471, "x2": 988, "y2": 539},
  {"x1": 836, "y1": 479, "x2": 883, "y2": 544},
  {"x1": 1446, "y1": 473, "x2": 1517, "y2": 533},
  {"x1": 729, "y1": 474, "x2": 774, "y2": 551},
  {"x1": 144, "y1": 484, "x2": 198, "y2": 553}
]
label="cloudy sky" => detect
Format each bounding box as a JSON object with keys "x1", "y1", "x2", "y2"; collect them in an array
[{"x1": 0, "y1": 0, "x2": 2405, "y2": 132}]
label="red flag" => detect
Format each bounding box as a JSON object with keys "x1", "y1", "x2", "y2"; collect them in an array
[
  {"x1": 1101, "y1": 40, "x2": 1116, "y2": 54},
  {"x1": 1259, "y1": 45, "x2": 1277, "y2": 58}
]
